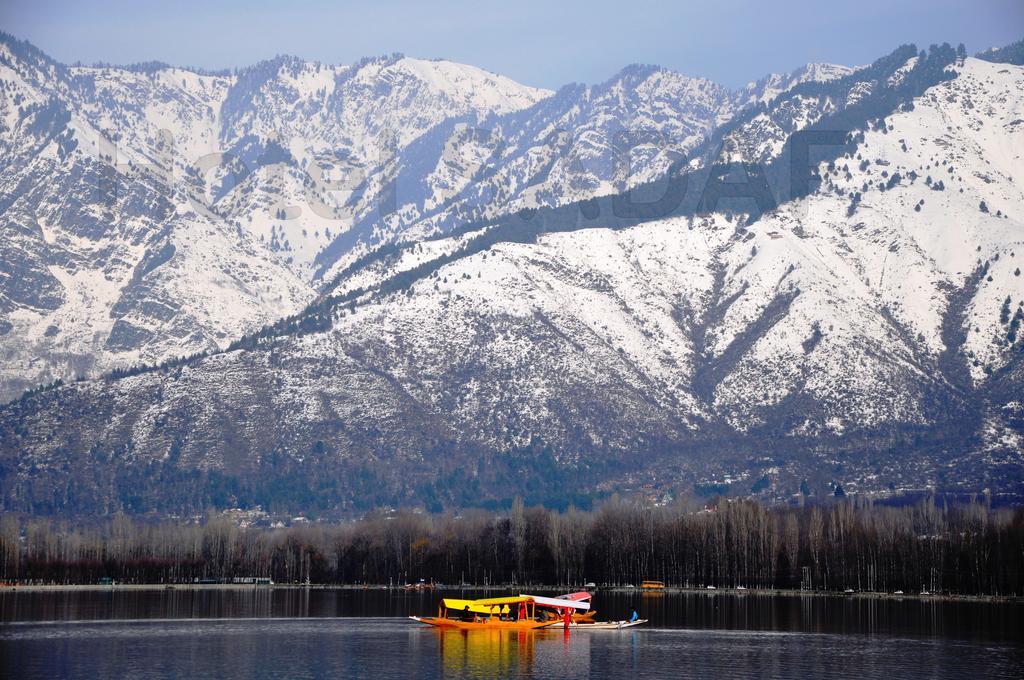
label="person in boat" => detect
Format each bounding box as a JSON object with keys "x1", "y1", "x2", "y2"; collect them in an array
[
  {"x1": 461, "y1": 605, "x2": 474, "y2": 622},
  {"x1": 630, "y1": 610, "x2": 639, "y2": 622}
]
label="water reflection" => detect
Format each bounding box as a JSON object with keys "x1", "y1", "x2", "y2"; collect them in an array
[{"x1": 437, "y1": 628, "x2": 590, "y2": 679}]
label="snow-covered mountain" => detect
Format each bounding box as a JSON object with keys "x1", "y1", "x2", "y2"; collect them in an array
[
  {"x1": 1, "y1": 30, "x2": 867, "y2": 402},
  {"x1": 2, "y1": 38, "x2": 1021, "y2": 516}
]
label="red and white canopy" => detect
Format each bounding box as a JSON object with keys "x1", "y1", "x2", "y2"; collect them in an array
[{"x1": 520, "y1": 594, "x2": 591, "y2": 611}]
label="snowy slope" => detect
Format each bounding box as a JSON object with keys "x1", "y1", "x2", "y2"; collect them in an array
[
  {"x1": 214, "y1": 55, "x2": 552, "y2": 275},
  {"x1": 313, "y1": 65, "x2": 740, "y2": 281},
  {"x1": 312, "y1": 60, "x2": 873, "y2": 283}
]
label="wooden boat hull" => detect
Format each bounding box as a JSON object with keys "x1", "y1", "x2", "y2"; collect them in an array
[
  {"x1": 410, "y1": 616, "x2": 562, "y2": 631},
  {"x1": 571, "y1": 619, "x2": 647, "y2": 629}
]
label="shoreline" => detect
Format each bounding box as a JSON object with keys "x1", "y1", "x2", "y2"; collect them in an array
[{"x1": 1, "y1": 583, "x2": 1020, "y2": 604}]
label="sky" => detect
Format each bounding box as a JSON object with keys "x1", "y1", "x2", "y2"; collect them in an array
[{"x1": 1, "y1": 0, "x2": 1021, "y2": 89}]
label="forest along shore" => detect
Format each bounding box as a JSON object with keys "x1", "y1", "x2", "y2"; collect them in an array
[
  {"x1": 2, "y1": 583, "x2": 1021, "y2": 604},
  {"x1": 4, "y1": 498, "x2": 1023, "y2": 597}
]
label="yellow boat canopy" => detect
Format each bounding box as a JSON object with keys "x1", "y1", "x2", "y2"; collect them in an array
[{"x1": 441, "y1": 596, "x2": 532, "y2": 615}]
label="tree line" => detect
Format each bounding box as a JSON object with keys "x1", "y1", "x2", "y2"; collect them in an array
[{"x1": 2, "y1": 496, "x2": 1022, "y2": 595}]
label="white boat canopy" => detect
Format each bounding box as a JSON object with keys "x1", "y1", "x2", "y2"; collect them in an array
[{"x1": 520, "y1": 594, "x2": 591, "y2": 611}]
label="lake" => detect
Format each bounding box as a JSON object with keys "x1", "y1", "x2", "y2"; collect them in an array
[{"x1": 2, "y1": 589, "x2": 1022, "y2": 678}]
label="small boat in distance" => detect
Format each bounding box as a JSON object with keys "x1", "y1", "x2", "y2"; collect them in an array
[
  {"x1": 410, "y1": 594, "x2": 590, "y2": 630},
  {"x1": 404, "y1": 579, "x2": 434, "y2": 591},
  {"x1": 641, "y1": 580, "x2": 665, "y2": 590}
]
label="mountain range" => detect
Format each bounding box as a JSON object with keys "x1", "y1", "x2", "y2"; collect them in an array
[{"x1": 1, "y1": 33, "x2": 1022, "y2": 516}]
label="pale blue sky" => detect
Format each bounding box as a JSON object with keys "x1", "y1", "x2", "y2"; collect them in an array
[{"x1": 1, "y1": 0, "x2": 1021, "y2": 88}]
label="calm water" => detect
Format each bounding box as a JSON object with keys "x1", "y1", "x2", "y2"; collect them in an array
[{"x1": 2, "y1": 589, "x2": 1022, "y2": 679}]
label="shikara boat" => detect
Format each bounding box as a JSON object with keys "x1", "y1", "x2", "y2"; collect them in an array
[{"x1": 411, "y1": 594, "x2": 590, "y2": 630}]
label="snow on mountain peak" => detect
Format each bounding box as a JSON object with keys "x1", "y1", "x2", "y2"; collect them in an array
[
  {"x1": 393, "y1": 57, "x2": 553, "y2": 112},
  {"x1": 740, "y1": 61, "x2": 856, "y2": 106}
]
